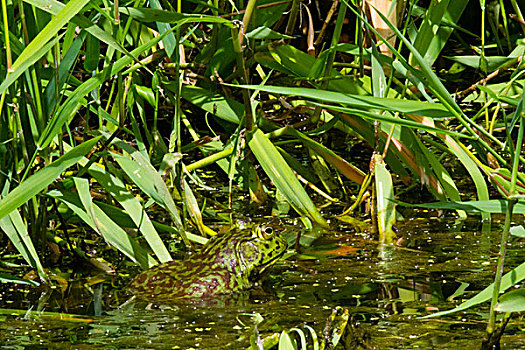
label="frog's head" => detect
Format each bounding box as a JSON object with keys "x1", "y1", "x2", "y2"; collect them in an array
[{"x1": 235, "y1": 225, "x2": 287, "y2": 275}]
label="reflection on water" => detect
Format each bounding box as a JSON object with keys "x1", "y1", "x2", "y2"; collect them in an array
[{"x1": 2, "y1": 217, "x2": 525, "y2": 349}]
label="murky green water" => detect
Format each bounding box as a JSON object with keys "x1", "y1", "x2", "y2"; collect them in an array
[{"x1": 2, "y1": 216, "x2": 525, "y2": 349}]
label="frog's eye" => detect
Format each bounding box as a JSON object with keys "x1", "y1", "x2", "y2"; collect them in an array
[{"x1": 257, "y1": 225, "x2": 274, "y2": 239}]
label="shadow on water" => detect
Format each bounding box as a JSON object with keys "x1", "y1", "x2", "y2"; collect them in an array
[{"x1": 2, "y1": 216, "x2": 525, "y2": 349}]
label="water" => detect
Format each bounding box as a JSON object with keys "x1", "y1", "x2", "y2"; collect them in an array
[{"x1": 2, "y1": 216, "x2": 525, "y2": 349}]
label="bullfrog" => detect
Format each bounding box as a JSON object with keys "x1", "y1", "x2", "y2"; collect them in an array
[{"x1": 129, "y1": 225, "x2": 287, "y2": 301}]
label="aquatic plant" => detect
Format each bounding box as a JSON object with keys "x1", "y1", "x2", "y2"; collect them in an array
[{"x1": 0, "y1": 0, "x2": 524, "y2": 347}]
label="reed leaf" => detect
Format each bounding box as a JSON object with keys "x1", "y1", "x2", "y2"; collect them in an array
[
  {"x1": 0, "y1": 208, "x2": 47, "y2": 280},
  {"x1": 109, "y1": 138, "x2": 187, "y2": 244},
  {"x1": 69, "y1": 153, "x2": 173, "y2": 263},
  {"x1": 248, "y1": 128, "x2": 328, "y2": 228},
  {"x1": 374, "y1": 155, "x2": 396, "y2": 243},
  {"x1": 0, "y1": 0, "x2": 90, "y2": 94},
  {"x1": 24, "y1": 0, "x2": 131, "y2": 58},
  {"x1": 0, "y1": 136, "x2": 101, "y2": 221},
  {"x1": 282, "y1": 127, "x2": 366, "y2": 184},
  {"x1": 395, "y1": 199, "x2": 525, "y2": 214},
  {"x1": 233, "y1": 85, "x2": 452, "y2": 118},
  {"x1": 48, "y1": 189, "x2": 156, "y2": 269}
]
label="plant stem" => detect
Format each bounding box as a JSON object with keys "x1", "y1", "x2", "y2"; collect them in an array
[
  {"x1": 509, "y1": 0, "x2": 525, "y2": 34},
  {"x1": 1, "y1": 0, "x2": 12, "y2": 71},
  {"x1": 285, "y1": 0, "x2": 301, "y2": 36},
  {"x1": 311, "y1": 1, "x2": 346, "y2": 124},
  {"x1": 239, "y1": 0, "x2": 257, "y2": 45},
  {"x1": 231, "y1": 25, "x2": 254, "y2": 131},
  {"x1": 485, "y1": 111, "x2": 524, "y2": 337}
]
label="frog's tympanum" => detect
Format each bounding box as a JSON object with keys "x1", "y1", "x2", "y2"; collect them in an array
[{"x1": 129, "y1": 225, "x2": 287, "y2": 301}]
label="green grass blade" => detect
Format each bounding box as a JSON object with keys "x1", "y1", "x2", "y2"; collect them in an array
[
  {"x1": 419, "y1": 0, "x2": 469, "y2": 65},
  {"x1": 61, "y1": 138, "x2": 172, "y2": 262},
  {"x1": 411, "y1": 0, "x2": 450, "y2": 65},
  {"x1": 0, "y1": 34, "x2": 63, "y2": 95},
  {"x1": 44, "y1": 31, "x2": 86, "y2": 116},
  {"x1": 109, "y1": 138, "x2": 187, "y2": 244},
  {"x1": 283, "y1": 127, "x2": 366, "y2": 184},
  {"x1": 25, "y1": 0, "x2": 140, "y2": 63},
  {"x1": 84, "y1": 33, "x2": 100, "y2": 72},
  {"x1": 347, "y1": 1, "x2": 464, "y2": 117},
  {"x1": 37, "y1": 27, "x2": 175, "y2": 149},
  {"x1": 0, "y1": 136, "x2": 101, "y2": 221},
  {"x1": 412, "y1": 134, "x2": 465, "y2": 217},
  {"x1": 182, "y1": 178, "x2": 207, "y2": 236},
  {"x1": 248, "y1": 129, "x2": 327, "y2": 228},
  {"x1": 232, "y1": 84, "x2": 452, "y2": 118},
  {"x1": 395, "y1": 199, "x2": 525, "y2": 213},
  {"x1": 444, "y1": 137, "x2": 490, "y2": 220},
  {"x1": 257, "y1": 44, "x2": 369, "y2": 95},
  {"x1": 89, "y1": 164, "x2": 172, "y2": 263},
  {"x1": 0, "y1": 0, "x2": 90, "y2": 94},
  {"x1": 119, "y1": 7, "x2": 234, "y2": 26},
  {"x1": 147, "y1": 0, "x2": 177, "y2": 59},
  {"x1": 49, "y1": 189, "x2": 156, "y2": 269},
  {"x1": 0, "y1": 273, "x2": 40, "y2": 286},
  {"x1": 74, "y1": 177, "x2": 97, "y2": 227},
  {"x1": 181, "y1": 85, "x2": 242, "y2": 124},
  {"x1": 312, "y1": 103, "x2": 471, "y2": 138},
  {"x1": 0, "y1": 209, "x2": 47, "y2": 280}
]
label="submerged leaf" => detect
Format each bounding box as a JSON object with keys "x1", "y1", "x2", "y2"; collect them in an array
[{"x1": 422, "y1": 261, "x2": 525, "y2": 318}]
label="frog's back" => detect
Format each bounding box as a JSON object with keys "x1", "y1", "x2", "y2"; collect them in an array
[
  {"x1": 129, "y1": 225, "x2": 287, "y2": 301},
  {"x1": 129, "y1": 258, "x2": 248, "y2": 300}
]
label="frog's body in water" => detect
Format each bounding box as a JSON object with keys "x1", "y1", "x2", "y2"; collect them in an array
[{"x1": 129, "y1": 225, "x2": 287, "y2": 301}]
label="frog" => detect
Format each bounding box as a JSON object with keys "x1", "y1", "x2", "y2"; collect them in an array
[{"x1": 129, "y1": 224, "x2": 287, "y2": 301}]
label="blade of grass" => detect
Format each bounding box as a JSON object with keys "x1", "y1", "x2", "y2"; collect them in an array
[
  {"x1": 0, "y1": 0, "x2": 90, "y2": 94},
  {"x1": 0, "y1": 273, "x2": 40, "y2": 286},
  {"x1": 119, "y1": 7, "x2": 233, "y2": 26},
  {"x1": 91, "y1": 164, "x2": 172, "y2": 262},
  {"x1": 277, "y1": 127, "x2": 366, "y2": 184},
  {"x1": 395, "y1": 199, "x2": 525, "y2": 213},
  {"x1": 60, "y1": 136, "x2": 173, "y2": 262},
  {"x1": 109, "y1": 137, "x2": 188, "y2": 245},
  {"x1": 0, "y1": 136, "x2": 101, "y2": 221},
  {"x1": 0, "y1": 34, "x2": 63, "y2": 96},
  {"x1": 25, "y1": 0, "x2": 152, "y2": 73},
  {"x1": 37, "y1": 25, "x2": 177, "y2": 149},
  {"x1": 230, "y1": 84, "x2": 454, "y2": 118},
  {"x1": 48, "y1": 188, "x2": 156, "y2": 269},
  {"x1": 312, "y1": 103, "x2": 471, "y2": 138},
  {"x1": 248, "y1": 128, "x2": 328, "y2": 228},
  {"x1": 0, "y1": 208, "x2": 47, "y2": 280}
]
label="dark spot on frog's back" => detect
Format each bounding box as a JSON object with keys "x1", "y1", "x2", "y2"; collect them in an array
[{"x1": 222, "y1": 247, "x2": 233, "y2": 256}]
